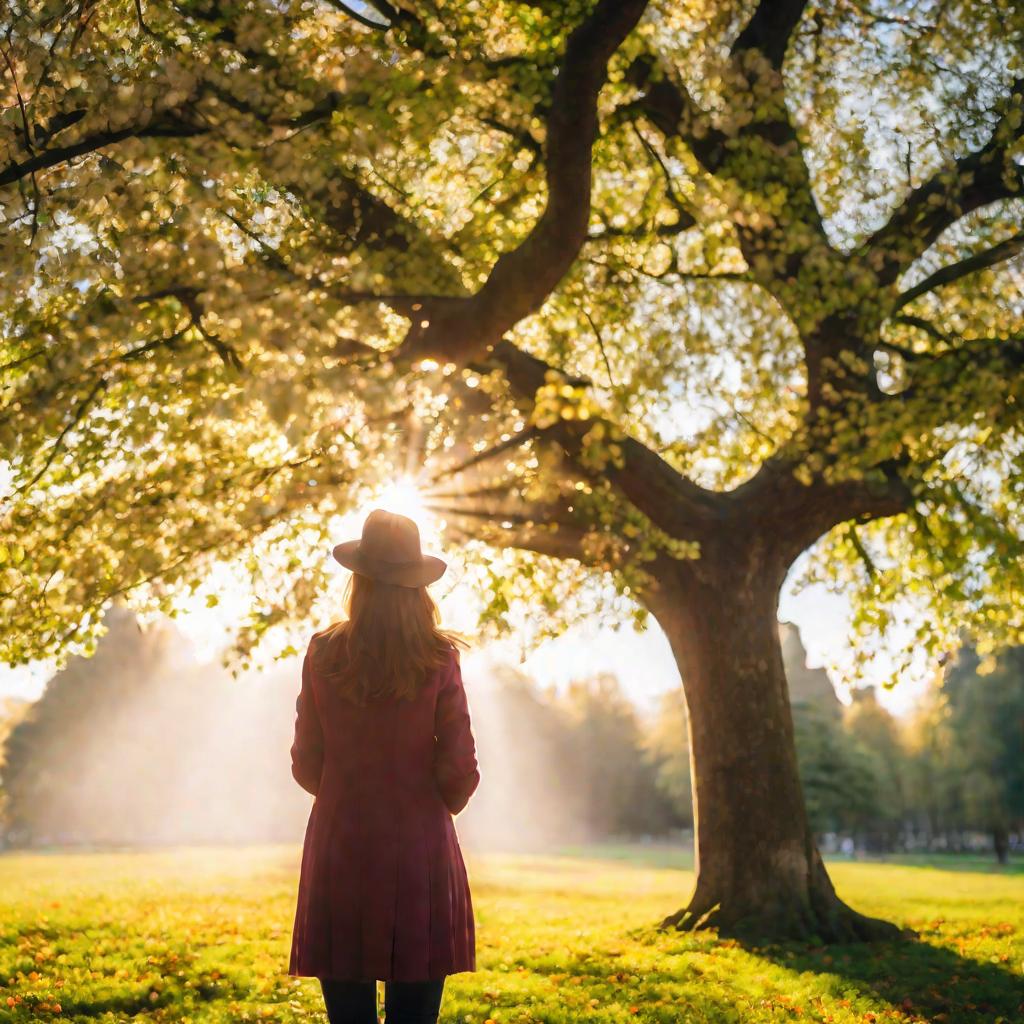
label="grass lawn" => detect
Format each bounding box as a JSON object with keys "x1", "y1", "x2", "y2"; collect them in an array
[{"x1": 0, "y1": 844, "x2": 1022, "y2": 1023}]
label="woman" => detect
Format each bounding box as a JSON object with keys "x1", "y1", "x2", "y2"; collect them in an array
[{"x1": 288, "y1": 508, "x2": 480, "y2": 1024}]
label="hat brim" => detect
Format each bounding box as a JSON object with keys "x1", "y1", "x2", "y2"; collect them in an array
[{"x1": 332, "y1": 540, "x2": 447, "y2": 588}]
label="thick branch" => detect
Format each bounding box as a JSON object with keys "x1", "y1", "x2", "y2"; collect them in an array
[
  {"x1": 894, "y1": 229, "x2": 1024, "y2": 310},
  {"x1": 487, "y1": 339, "x2": 723, "y2": 540},
  {"x1": 302, "y1": 267, "x2": 731, "y2": 542},
  {"x1": 619, "y1": 55, "x2": 728, "y2": 173},
  {"x1": 318, "y1": 283, "x2": 729, "y2": 541},
  {"x1": 726, "y1": 457, "x2": 915, "y2": 569},
  {"x1": 891, "y1": 313, "x2": 951, "y2": 345},
  {"x1": 618, "y1": 0, "x2": 810, "y2": 166},
  {"x1": 429, "y1": 481, "x2": 608, "y2": 564},
  {"x1": 0, "y1": 114, "x2": 206, "y2": 189},
  {"x1": 865, "y1": 77, "x2": 1024, "y2": 286},
  {"x1": 446, "y1": 520, "x2": 595, "y2": 563},
  {"x1": 731, "y1": 0, "x2": 810, "y2": 67},
  {"x1": 619, "y1": 1, "x2": 829, "y2": 326},
  {"x1": 395, "y1": 0, "x2": 650, "y2": 364}
]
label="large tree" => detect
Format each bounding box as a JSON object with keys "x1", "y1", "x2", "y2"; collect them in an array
[{"x1": 2, "y1": 0, "x2": 1023, "y2": 939}]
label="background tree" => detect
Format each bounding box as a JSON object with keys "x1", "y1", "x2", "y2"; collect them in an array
[
  {"x1": 783, "y1": 624, "x2": 885, "y2": 840},
  {"x1": 794, "y1": 702, "x2": 887, "y2": 842},
  {"x1": 644, "y1": 687, "x2": 693, "y2": 830},
  {"x1": 0, "y1": 693, "x2": 29, "y2": 839},
  {"x1": 0, "y1": 604, "x2": 314, "y2": 845},
  {"x1": 841, "y1": 689, "x2": 909, "y2": 852},
  {"x1": 562, "y1": 672, "x2": 677, "y2": 836},
  {"x1": 458, "y1": 664, "x2": 592, "y2": 849},
  {"x1": 910, "y1": 645, "x2": 1024, "y2": 863},
  {"x1": 3, "y1": 0, "x2": 1023, "y2": 938},
  {"x1": 2, "y1": 604, "x2": 181, "y2": 844}
]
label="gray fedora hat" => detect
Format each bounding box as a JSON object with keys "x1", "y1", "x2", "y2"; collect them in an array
[{"x1": 332, "y1": 508, "x2": 447, "y2": 588}]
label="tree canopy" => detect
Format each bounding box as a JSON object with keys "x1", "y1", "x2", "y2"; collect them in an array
[{"x1": 2, "y1": 0, "x2": 1022, "y2": 680}]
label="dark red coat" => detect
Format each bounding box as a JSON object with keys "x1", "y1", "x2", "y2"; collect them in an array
[{"x1": 287, "y1": 634, "x2": 480, "y2": 982}]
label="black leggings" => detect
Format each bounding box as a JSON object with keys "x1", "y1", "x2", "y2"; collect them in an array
[{"x1": 319, "y1": 976, "x2": 446, "y2": 1024}]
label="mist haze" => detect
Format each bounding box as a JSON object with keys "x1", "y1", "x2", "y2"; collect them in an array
[{"x1": 0, "y1": 608, "x2": 612, "y2": 851}]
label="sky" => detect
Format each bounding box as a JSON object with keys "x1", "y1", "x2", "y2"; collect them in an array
[{"x1": 0, "y1": 477, "x2": 933, "y2": 717}]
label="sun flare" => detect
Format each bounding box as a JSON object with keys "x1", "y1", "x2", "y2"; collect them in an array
[{"x1": 365, "y1": 476, "x2": 436, "y2": 538}]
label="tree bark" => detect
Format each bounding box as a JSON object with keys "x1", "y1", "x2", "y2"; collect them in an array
[{"x1": 646, "y1": 552, "x2": 902, "y2": 942}]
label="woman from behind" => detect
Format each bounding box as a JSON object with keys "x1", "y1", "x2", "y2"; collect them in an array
[{"x1": 287, "y1": 508, "x2": 480, "y2": 1024}]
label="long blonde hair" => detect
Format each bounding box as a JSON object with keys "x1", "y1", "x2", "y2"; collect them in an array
[{"x1": 310, "y1": 573, "x2": 468, "y2": 704}]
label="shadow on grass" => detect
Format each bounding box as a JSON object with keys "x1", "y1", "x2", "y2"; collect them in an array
[{"x1": 749, "y1": 932, "x2": 1024, "y2": 1024}]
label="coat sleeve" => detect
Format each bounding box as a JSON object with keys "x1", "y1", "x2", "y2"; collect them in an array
[
  {"x1": 290, "y1": 648, "x2": 324, "y2": 797},
  {"x1": 433, "y1": 650, "x2": 480, "y2": 815}
]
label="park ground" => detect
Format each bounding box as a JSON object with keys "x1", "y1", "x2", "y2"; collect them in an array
[{"x1": 0, "y1": 844, "x2": 1022, "y2": 1023}]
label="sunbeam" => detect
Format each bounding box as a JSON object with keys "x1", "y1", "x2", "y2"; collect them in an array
[{"x1": 365, "y1": 475, "x2": 438, "y2": 540}]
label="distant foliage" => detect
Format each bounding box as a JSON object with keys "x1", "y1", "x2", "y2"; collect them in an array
[
  {"x1": 644, "y1": 626, "x2": 1024, "y2": 857},
  {"x1": 3, "y1": 609, "x2": 1021, "y2": 854},
  {"x1": 453, "y1": 665, "x2": 686, "y2": 847},
  {"x1": 561, "y1": 673, "x2": 679, "y2": 837},
  {"x1": 793, "y1": 702, "x2": 883, "y2": 838},
  {"x1": 905, "y1": 645, "x2": 1024, "y2": 861},
  {"x1": 644, "y1": 686, "x2": 693, "y2": 829},
  {"x1": 0, "y1": 606, "x2": 310, "y2": 846},
  {"x1": 458, "y1": 665, "x2": 590, "y2": 849}
]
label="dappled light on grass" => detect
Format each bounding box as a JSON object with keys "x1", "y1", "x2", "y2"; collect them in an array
[{"x1": 1, "y1": 847, "x2": 1022, "y2": 1023}]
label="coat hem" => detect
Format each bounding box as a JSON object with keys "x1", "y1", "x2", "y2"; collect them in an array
[{"x1": 287, "y1": 965, "x2": 475, "y2": 982}]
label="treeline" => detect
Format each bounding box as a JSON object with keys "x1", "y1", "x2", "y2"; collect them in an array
[
  {"x1": 793, "y1": 644, "x2": 1024, "y2": 862},
  {"x1": 459, "y1": 666, "x2": 681, "y2": 848},
  {"x1": 463, "y1": 626, "x2": 1024, "y2": 861},
  {"x1": 0, "y1": 607, "x2": 313, "y2": 847},
  {"x1": 1, "y1": 611, "x2": 1021, "y2": 859}
]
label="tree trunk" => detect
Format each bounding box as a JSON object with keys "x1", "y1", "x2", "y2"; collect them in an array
[
  {"x1": 993, "y1": 825, "x2": 1009, "y2": 865},
  {"x1": 647, "y1": 558, "x2": 902, "y2": 942}
]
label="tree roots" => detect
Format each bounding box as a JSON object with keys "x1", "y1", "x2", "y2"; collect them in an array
[{"x1": 659, "y1": 891, "x2": 909, "y2": 944}]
